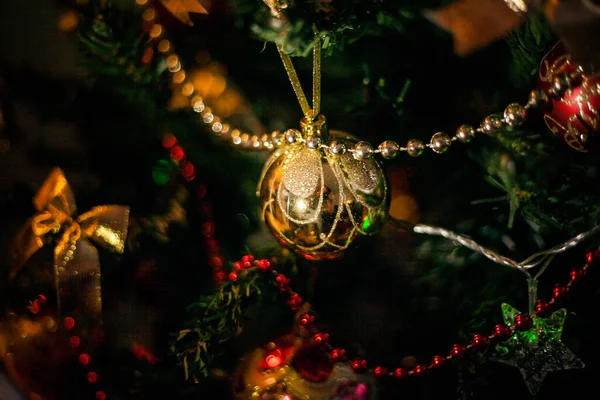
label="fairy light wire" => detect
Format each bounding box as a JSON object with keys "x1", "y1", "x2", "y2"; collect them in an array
[{"x1": 393, "y1": 218, "x2": 600, "y2": 277}]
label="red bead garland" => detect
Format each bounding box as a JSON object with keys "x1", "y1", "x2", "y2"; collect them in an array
[
  {"x1": 238, "y1": 247, "x2": 598, "y2": 381},
  {"x1": 21, "y1": 297, "x2": 109, "y2": 399}
]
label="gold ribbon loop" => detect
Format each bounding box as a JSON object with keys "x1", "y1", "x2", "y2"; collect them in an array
[{"x1": 9, "y1": 168, "x2": 130, "y2": 324}]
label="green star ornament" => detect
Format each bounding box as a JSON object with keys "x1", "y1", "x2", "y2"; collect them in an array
[{"x1": 492, "y1": 303, "x2": 584, "y2": 395}]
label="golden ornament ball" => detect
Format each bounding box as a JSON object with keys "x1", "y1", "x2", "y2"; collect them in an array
[{"x1": 257, "y1": 116, "x2": 389, "y2": 261}]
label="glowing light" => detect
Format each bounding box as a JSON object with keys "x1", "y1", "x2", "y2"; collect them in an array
[
  {"x1": 264, "y1": 349, "x2": 283, "y2": 369},
  {"x1": 170, "y1": 146, "x2": 185, "y2": 162},
  {"x1": 87, "y1": 372, "x2": 98, "y2": 384},
  {"x1": 79, "y1": 353, "x2": 91, "y2": 366},
  {"x1": 64, "y1": 317, "x2": 75, "y2": 331},
  {"x1": 58, "y1": 10, "x2": 79, "y2": 32},
  {"x1": 296, "y1": 199, "x2": 307, "y2": 212},
  {"x1": 70, "y1": 335, "x2": 81, "y2": 348},
  {"x1": 149, "y1": 24, "x2": 162, "y2": 39},
  {"x1": 162, "y1": 133, "x2": 177, "y2": 149},
  {"x1": 152, "y1": 159, "x2": 172, "y2": 185}
]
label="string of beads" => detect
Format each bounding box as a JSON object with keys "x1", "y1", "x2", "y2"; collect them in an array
[
  {"x1": 137, "y1": 0, "x2": 587, "y2": 161},
  {"x1": 229, "y1": 247, "x2": 597, "y2": 384}
]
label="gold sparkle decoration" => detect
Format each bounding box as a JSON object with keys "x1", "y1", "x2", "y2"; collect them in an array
[
  {"x1": 159, "y1": 0, "x2": 208, "y2": 26},
  {"x1": 257, "y1": 130, "x2": 389, "y2": 261},
  {"x1": 9, "y1": 168, "x2": 130, "y2": 324}
]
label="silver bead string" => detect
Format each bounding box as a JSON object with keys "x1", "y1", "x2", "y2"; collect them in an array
[
  {"x1": 282, "y1": 65, "x2": 585, "y2": 160},
  {"x1": 137, "y1": 1, "x2": 585, "y2": 159}
]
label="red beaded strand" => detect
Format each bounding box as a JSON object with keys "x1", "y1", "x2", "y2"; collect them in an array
[
  {"x1": 22, "y1": 296, "x2": 107, "y2": 399},
  {"x1": 247, "y1": 248, "x2": 598, "y2": 380},
  {"x1": 162, "y1": 133, "x2": 227, "y2": 285}
]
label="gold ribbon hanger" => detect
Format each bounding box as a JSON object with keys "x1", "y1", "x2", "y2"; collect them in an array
[
  {"x1": 276, "y1": 30, "x2": 322, "y2": 125},
  {"x1": 9, "y1": 168, "x2": 130, "y2": 324}
]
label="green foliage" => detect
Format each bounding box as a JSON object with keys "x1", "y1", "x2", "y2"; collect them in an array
[
  {"x1": 231, "y1": 0, "x2": 419, "y2": 56},
  {"x1": 171, "y1": 268, "x2": 265, "y2": 381},
  {"x1": 505, "y1": 13, "x2": 555, "y2": 87}
]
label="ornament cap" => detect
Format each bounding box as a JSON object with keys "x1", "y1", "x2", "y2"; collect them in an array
[{"x1": 300, "y1": 114, "x2": 328, "y2": 141}]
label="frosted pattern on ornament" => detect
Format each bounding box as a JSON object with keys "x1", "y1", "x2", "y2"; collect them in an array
[
  {"x1": 282, "y1": 147, "x2": 322, "y2": 198},
  {"x1": 339, "y1": 152, "x2": 379, "y2": 193}
]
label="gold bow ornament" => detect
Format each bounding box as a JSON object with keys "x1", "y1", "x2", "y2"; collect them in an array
[{"x1": 8, "y1": 167, "x2": 130, "y2": 327}]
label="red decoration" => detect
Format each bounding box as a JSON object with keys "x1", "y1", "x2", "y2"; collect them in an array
[
  {"x1": 471, "y1": 334, "x2": 489, "y2": 350},
  {"x1": 450, "y1": 344, "x2": 466, "y2": 357},
  {"x1": 430, "y1": 355, "x2": 445, "y2": 368},
  {"x1": 290, "y1": 345, "x2": 334, "y2": 382},
  {"x1": 87, "y1": 372, "x2": 98, "y2": 384},
  {"x1": 373, "y1": 366, "x2": 388, "y2": 377},
  {"x1": 131, "y1": 342, "x2": 159, "y2": 364},
  {"x1": 170, "y1": 146, "x2": 185, "y2": 162},
  {"x1": 350, "y1": 359, "x2": 368, "y2": 373},
  {"x1": 331, "y1": 349, "x2": 346, "y2": 360},
  {"x1": 79, "y1": 353, "x2": 91, "y2": 366},
  {"x1": 394, "y1": 368, "x2": 408, "y2": 378},
  {"x1": 313, "y1": 333, "x2": 329, "y2": 344},
  {"x1": 286, "y1": 293, "x2": 303, "y2": 310},
  {"x1": 96, "y1": 391, "x2": 106, "y2": 400},
  {"x1": 412, "y1": 365, "x2": 428, "y2": 376},
  {"x1": 264, "y1": 349, "x2": 283, "y2": 369},
  {"x1": 552, "y1": 284, "x2": 566, "y2": 299},
  {"x1": 514, "y1": 314, "x2": 533, "y2": 331},
  {"x1": 535, "y1": 300, "x2": 553, "y2": 318},
  {"x1": 69, "y1": 335, "x2": 81, "y2": 348},
  {"x1": 538, "y1": 42, "x2": 600, "y2": 153},
  {"x1": 228, "y1": 271, "x2": 238, "y2": 281},
  {"x1": 299, "y1": 313, "x2": 315, "y2": 328},
  {"x1": 63, "y1": 317, "x2": 76, "y2": 331},
  {"x1": 492, "y1": 323, "x2": 513, "y2": 341},
  {"x1": 162, "y1": 133, "x2": 177, "y2": 149}
]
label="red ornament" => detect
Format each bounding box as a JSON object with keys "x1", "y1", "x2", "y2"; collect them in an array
[
  {"x1": 569, "y1": 268, "x2": 583, "y2": 283},
  {"x1": 256, "y1": 259, "x2": 271, "y2": 271},
  {"x1": 63, "y1": 317, "x2": 76, "y2": 331},
  {"x1": 351, "y1": 359, "x2": 368, "y2": 373},
  {"x1": 430, "y1": 355, "x2": 445, "y2": 368},
  {"x1": 275, "y1": 274, "x2": 290, "y2": 291},
  {"x1": 228, "y1": 271, "x2": 238, "y2": 281},
  {"x1": 87, "y1": 372, "x2": 98, "y2": 384},
  {"x1": 299, "y1": 313, "x2": 315, "y2": 328},
  {"x1": 411, "y1": 365, "x2": 428, "y2": 376},
  {"x1": 394, "y1": 368, "x2": 408, "y2": 378},
  {"x1": 538, "y1": 42, "x2": 600, "y2": 153},
  {"x1": 552, "y1": 283, "x2": 567, "y2": 300},
  {"x1": 313, "y1": 333, "x2": 329, "y2": 344},
  {"x1": 514, "y1": 314, "x2": 533, "y2": 331},
  {"x1": 535, "y1": 300, "x2": 553, "y2": 318},
  {"x1": 162, "y1": 133, "x2": 177, "y2": 149},
  {"x1": 492, "y1": 323, "x2": 513, "y2": 341},
  {"x1": 331, "y1": 348, "x2": 346, "y2": 360},
  {"x1": 290, "y1": 345, "x2": 334, "y2": 382},
  {"x1": 373, "y1": 366, "x2": 388, "y2": 377},
  {"x1": 450, "y1": 344, "x2": 466, "y2": 357},
  {"x1": 79, "y1": 353, "x2": 91, "y2": 366},
  {"x1": 96, "y1": 391, "x2": 106, "y2": 400},
  {"x1": 471, "y1": 334, "x2": 489, "y2": 350},
  {"x1": 69, "y1": 336, "x2": 81, "y2": 349},
  {"x1": 286, "y1": 293, "x2": 303, "y2": 310}
]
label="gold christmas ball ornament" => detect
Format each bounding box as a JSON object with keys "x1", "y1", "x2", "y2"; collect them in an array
[{"x1": 257, "y1": 116, "x2": 389, "y2": 261}]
